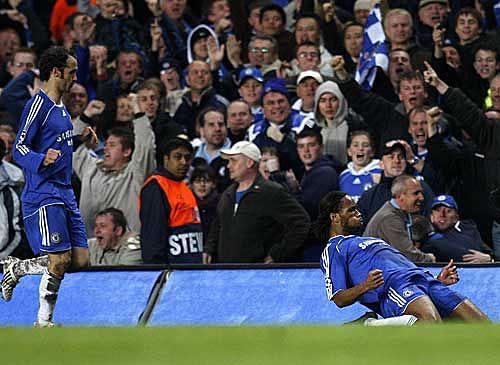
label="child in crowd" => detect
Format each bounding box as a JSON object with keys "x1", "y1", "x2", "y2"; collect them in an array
[
  {"x1": 189, "y1": 164, "x2": 220, "y2": 242},
  {"x1": 339, "y1": 130, "x2": 382, "y2": 202}
]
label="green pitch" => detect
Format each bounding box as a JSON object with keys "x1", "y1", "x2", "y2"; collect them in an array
[{"x1": 1, "y1": 325, "x2": 499, "y2": 364}]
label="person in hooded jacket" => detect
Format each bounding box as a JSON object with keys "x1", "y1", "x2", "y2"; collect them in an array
[
  {"x1": 184, "y1": 24, "x2": 229, "y2": 84},
  {"x1": 313, "y1": 80, "x2": 368, "y2": 165}
]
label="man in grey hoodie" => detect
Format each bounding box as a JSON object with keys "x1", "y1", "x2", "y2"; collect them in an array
[{"x1": 313, "y1": 80, "x2": 368, "y2": 165}]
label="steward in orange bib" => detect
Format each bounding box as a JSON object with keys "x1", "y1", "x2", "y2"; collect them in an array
[{"x1": 140, "y1": 138, "x2": 203, "y2": 263}]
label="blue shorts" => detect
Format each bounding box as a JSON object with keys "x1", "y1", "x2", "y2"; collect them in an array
[
  {"x1": 24, "y1": 203, "x2": 88, "y2": 255},
  {"x1": 380, "y1": 273, "x2": 466, "y2": 319}
]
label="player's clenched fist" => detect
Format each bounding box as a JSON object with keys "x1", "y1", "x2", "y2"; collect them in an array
[
  {"x1": 43, "y1": 148, "x2": 61, "y2": 166},
  {"x1": 363, "y1": 269, "x2": 384, "y2": 290}
]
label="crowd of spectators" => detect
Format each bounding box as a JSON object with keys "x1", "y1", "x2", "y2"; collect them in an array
[{"x1": 0, "y1": 0, "x2": 499, "y2": 265}]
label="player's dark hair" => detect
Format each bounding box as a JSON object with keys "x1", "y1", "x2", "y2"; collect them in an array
[
  {"x1": 313, "y1": 191, "x2": 347, "y2": 244},
  {"x1": 161, "y1": 137, "x2": 194, "y2": 157},
  {"x1": 96, "y1": 207, "x2": 128, "y2": 232},
  {"x1": 107, "y1": 127, "x2": 135, "y2": 158},
  {"x1": 38, "y1": 46, "x2": 71, "y2": 82}
]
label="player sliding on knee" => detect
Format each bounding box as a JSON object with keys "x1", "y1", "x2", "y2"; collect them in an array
[{"x1": 317, "y1": 191, "x2": 489, "y2": 325}]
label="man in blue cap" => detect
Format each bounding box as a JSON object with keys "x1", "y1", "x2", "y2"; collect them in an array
[
  {"x1": 423, "y1": 195, "x2": 495, "y2": 263},
  {"x1": 247, "y1": 78, "x2": 317, "y2": 177}
]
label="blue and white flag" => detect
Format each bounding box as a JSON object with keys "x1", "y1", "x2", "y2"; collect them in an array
[
  {"x1": 494, "y1": 1, "x2": 500, "y2": 28},
  {"x1": 355, "y1": 4, "x2": 389, "y2": 91}
]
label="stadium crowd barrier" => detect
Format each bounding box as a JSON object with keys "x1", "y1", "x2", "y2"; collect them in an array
[{"x1": 1, "y1": 263, "x2": 499, "y2": 326}]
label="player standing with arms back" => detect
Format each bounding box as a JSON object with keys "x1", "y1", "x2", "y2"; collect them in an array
[{"x1": 1, "y1": 46, "x2": 96, "y2": 327}]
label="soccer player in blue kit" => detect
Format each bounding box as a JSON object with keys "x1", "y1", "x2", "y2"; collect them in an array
[
  {"x1": 1, "y1": 47, "x2": 97, "y2": 327},
  {"x1": 318, "y1": 191, "x2": 489, "y2": 324}
]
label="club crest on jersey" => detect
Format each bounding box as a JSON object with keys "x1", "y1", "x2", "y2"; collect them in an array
[
  {"x1": 51, "y1": 232, "x2": 61, "y2": 244},
  {"x1": 403, "y1": 289, "x2": 413, "y2": 298}
]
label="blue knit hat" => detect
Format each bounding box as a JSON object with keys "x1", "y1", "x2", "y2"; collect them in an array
[{"x1": 261, "y1": 78, "x2": 288, "y2": 102}]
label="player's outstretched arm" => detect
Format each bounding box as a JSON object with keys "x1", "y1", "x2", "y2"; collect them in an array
[
  {"x1": 333, "y1": 269, "x2": 384, "y2": 308},
  {"x1": 436, "y1": 259, "x2": 459, "y2": 286}
]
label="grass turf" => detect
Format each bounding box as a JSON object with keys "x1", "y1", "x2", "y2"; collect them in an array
[{"x1": 1, "y1": 325, "x2": 500, "y2": 365}]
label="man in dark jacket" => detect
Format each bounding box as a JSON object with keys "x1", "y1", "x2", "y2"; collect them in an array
[
  {"x1": 358, "y1": 141, "x2": 435, "y2": 224},
  {"x1": 296, "y1": 128, "x2": 339, "y2": 221},
  {"x1": 173, "y1": 60, "x2": 228, "y2": 139},
  {"x1": 140, "y1": 137, "x2": 203, "y2": 264},
  {"x1": 423, "y1": 195, "x2": 494, "y2": 263},
  {"x1": 424, "y1": 62, "x2": 500, "y2": 256},
  {"x1": 204, "y1": 141, "x2": 310, "y2": 263},
  {"x1": 247, "y1": 78, "x2": 317, "y2": 178},
  {"x1": 330, "y1": 55, "x2": 458, "y2": 156}
]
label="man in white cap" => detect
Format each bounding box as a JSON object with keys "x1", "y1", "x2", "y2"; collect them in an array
[
  {"x1": 293, "y1": 70, "x2": 324, "y2": 118},
  {"x1": 416, "y1": 0, "x2": 450, "y2": 48},
  {"x1": 353, "y1": 0, "x2": 372, "y2": 25},
  {"x1": 204, "y1": 141, "x2": 310, "y2": 264}
]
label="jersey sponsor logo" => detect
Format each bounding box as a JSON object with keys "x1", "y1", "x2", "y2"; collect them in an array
[
  {"x1": 358, "y1": 239, "x2": 389, "y2": 250},
  {"x1": 56, "y1": 129, "x2": 74, "y2": 144},
  {"x1": 169, "y1": 232, "x2": 203, "y2": 256}
]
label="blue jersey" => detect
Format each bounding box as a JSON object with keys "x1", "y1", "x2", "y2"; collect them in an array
[
  {"x1": 339, "y1": 160, "x2": 381, "y2": 203},
  {"x1": 13, "y1": 90, "x2": 76, "y2": 215},
  {"x1": 320, "y1": 235, "x2": 423, "y2": 310}
]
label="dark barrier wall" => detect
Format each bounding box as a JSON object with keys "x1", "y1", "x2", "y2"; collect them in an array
[{"x1": 1, "y1": 267, "x2": 499, "y2": 326}]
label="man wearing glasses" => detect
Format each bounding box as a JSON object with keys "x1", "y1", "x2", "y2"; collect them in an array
[
  {"x1": 246, "y1": 35, "x2": 281, "y2": 78},
  {"x1": 7, "y1": 48, "x2": 37, "y2": 81},
  {"x1": 0, "y1": 48, "x2": 39, "y2": 125}
]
